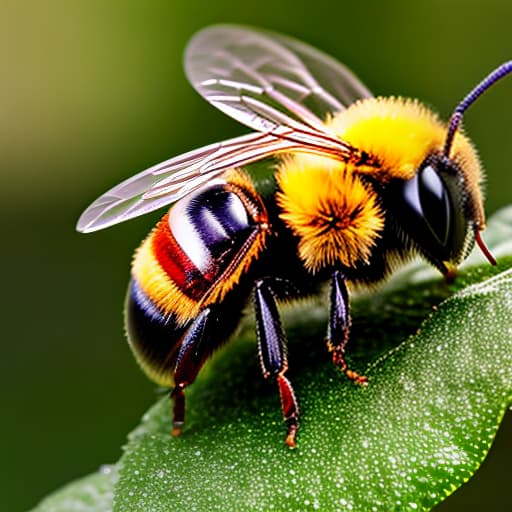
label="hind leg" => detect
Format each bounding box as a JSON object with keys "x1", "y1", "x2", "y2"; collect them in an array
[
  {"x1": 127, "y1": 280, "x2": 245, "y2": 434},
  {"x1": 170, "y1": 306, "x2": 218, "y2": 435}
]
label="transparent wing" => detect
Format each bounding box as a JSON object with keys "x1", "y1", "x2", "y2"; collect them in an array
[
  {"x1": 77, "y1": 127, "x2": 354, "y2": 233},
  {"x1": 78, "y1": 25, "x2": 370, "y2": 233},
  {"x1": 185, "y1": 25, "x2": 372, "y2": 134}
]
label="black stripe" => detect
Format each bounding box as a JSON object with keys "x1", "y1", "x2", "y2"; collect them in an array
[
  {"x1": 185, "y1": 185, "x2": 254, "y2": 262},
  {"x1": 126, "y1": 280, "x2": 187, "y2": 375}
]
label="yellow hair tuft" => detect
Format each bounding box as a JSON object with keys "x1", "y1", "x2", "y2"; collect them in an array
[
  {"x1": 276, "y1": 158, "x2": 384, "y2": 272},
  {"x1": 328, "y1": 97, "x2": 446, "y2": 180}
]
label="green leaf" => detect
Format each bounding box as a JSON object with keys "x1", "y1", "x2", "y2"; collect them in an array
[
  {"x1": 30, "y1": 465, "x2": 117, "y2": 512},
  {"x1": 112, "y1": 212, "x2": 512, "y2": 511},
  {"x1": 30, "y1": 207, "x2": 512, "y2": 512}
]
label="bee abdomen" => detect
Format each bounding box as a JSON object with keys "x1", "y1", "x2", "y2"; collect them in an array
[
  {"x1": 127, "y1": 173, "x2": 269, "y2": 385},
  {"x1": 131, "y1": 171, "x2": 268, "y2": 325}
]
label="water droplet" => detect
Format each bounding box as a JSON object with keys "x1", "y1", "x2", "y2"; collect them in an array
[{"x1": 99, "y1": 464, "x2": 112, "y2": 475}]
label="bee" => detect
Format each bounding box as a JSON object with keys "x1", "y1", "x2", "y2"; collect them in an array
[{"x1": 77, "y1": 25, "x2": 508, "y2": 447}]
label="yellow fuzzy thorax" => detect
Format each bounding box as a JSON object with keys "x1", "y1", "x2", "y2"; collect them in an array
[
  {"x1": 276, "y1": 158, "x2": 384, "y2": 272},
  {"x1": 328, "y1": 96, "x2": 481, "y2": 184},
  {"x1": 329, "y1": 97, "x2": 444, "y2": 179}
]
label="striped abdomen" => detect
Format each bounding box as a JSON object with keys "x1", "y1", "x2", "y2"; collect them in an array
[{"x1": 126, "y1": 170, "x2": 268, "y2": 385}]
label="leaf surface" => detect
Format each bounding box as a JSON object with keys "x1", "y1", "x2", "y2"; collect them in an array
[{"x1": 113, "y1": 212, "x2": 512, "y2": 511}]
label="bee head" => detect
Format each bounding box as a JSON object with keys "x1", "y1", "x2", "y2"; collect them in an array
[
  {"x1": 389, "y1": 154, "x2": 480, "y2": 275},
  {"x1": 389, "y1": 61, "x2": 512, "y2": 275}
]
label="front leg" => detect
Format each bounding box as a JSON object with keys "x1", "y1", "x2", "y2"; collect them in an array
[
  {"x1": 327, "y1": 270, "x2": 367, "y2": 385},
  {"x1": 254, "y1": 279, "x2": 299, "y2": 448}
]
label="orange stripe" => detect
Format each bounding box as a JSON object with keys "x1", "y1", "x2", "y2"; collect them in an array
[
  {"x1": 151, "y1": 214, "x2": 211, "y2": 301},
  {"x1": 131, "y1": 227, "x2": 201, "y2": 326}
]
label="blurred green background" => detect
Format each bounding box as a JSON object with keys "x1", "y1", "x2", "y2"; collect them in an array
[{"x1": 1, "y1": 1, "x2": 511, "y2": 510}]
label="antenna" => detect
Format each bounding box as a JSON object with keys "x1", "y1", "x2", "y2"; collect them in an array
[
  {"x1": 444, "y1": 61, "x2": 512, "y2": 157},
  {"x1": 444, "y1": 61, "x2": 512, "y2": 266}
]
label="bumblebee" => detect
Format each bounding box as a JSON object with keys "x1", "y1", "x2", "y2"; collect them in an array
[{"x1": 77, "y1": 25, "x2": 508, "y2": 447}]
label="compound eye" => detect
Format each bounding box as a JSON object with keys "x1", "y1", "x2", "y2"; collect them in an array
[{"x1": 402, "y1": 164, "x2": 452, "y2": 247}]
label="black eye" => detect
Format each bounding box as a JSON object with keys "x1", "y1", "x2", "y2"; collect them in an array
[
  {"x1": 402, "y1": 164, "x2": 452, "y2": 247},
  {"x1": 389, "y1": 156, "x2": 469, "y2": 267}
]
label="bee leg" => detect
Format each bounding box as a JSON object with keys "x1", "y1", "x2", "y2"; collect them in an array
[
  {"x1": 170, "y1": 307, "x2": 214, "y2": 436},
  {"x1": 327, "y1": 270, "x2": 367, "y2": 385},
  {"x1": 254, "y1": 279, "x2": 299, "y2": 448}
]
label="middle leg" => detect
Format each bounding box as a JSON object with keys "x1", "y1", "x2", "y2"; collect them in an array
[{"x1": 254, "y1": 278, "x2": 299, "y2": 448}]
